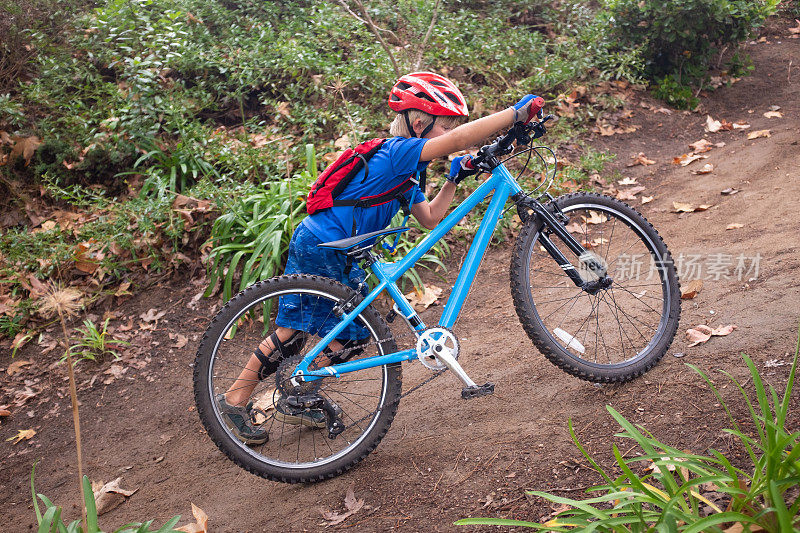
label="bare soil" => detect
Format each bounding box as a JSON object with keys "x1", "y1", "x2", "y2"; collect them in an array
[{"x1": 2, "y1": 22, "x2": 799, "y2": 533}]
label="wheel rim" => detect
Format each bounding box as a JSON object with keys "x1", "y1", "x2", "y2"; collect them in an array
[
  {"x1": 524, "y1": 202, "x2": 673, "y2": 369},
  {"x1": 207, "y1": 287, "x2": 390, "y2": 470}
]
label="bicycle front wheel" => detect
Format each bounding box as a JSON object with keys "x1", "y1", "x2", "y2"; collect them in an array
[
  {"x1": 193, "y1": 274, "x2": 402, "y2": 483},
  {"x1": 510, "y1": 193, "x2": 680, "y2": 382}
]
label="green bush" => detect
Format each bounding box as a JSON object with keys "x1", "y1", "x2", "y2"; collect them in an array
[
  {"x1": 205, "y1": 174, "x2": 311, "y2": 302},
  {"x1": 606, "y1": 0, "x2": 778, "y2": 83},
  {"x1": 456, "y1": 329, "x2": 800, "y2": 532}
]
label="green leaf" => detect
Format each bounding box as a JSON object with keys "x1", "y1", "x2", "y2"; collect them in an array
[
  {"x1": 31, "y1": 462, "x2": 42, "y2": 525},
  {"x1": 224, "y1": 250, "x2": 246, "y2": 302},
  {"x1": 83, "y1": 475, "x2": 99, "y2": 532},
  {"x1": 38, "y1": 506, "x2": 60, "y2": 533},
  {"x1": 454, "y1": 517, "x2": 543, "y2": 527}
]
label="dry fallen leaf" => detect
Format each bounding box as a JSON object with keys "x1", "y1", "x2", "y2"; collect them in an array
[
  {"x1": 103, "y1": 363, "x2": 126, "y2": 385},
  {"x1": 692, "y1": 163, "x2": 714, "y2": 175},
  {"x1": 704, "y1": 115, "x2": 722, "y2": 133},
  {"x1": 6, "y1": 428, "x2": 36, "y2": 444},
  {"x1": 597, "y1": 123, "x2": 616, "y2": 136},
  {"x1": 334, "y1": 133, "x2": 353, "y2": 150},
  {"x1": 763, "y1": 111, "x2": 783, "y2": 118},
  {"x1": 321, "y1": 485, "x2": 364, "y2": 526},
  {"x1": 616, "y1": 186, "x2": 646, "y2": 201},
  {"x1": 176, "y1": 503, "x2": 209, "y2": 533},
  {"x1": 405, "y1": 285, "x2": 443, "y2": 310},
  {"x1": 788, "y1": 19, "x2": 800, "y2": 35},
  {"x1": 712, "y1": 324, "x2": 737, "y2": 336},
  {"x1": 0, "y1": 404, "x2": 11, "y2": 418},
  {"x1": 627, "y1": 152, "x2": 655, "y2": 167},
  {"x1": 686, "y1": 324, "x2": 737, "y2": 346},
  {"x1": 674, "y1": 153, "x2": 708, "y2": 167},
  {"x1": 7, "y1": 359, "x2": 32, "y2": 376},
  {"x1": 583, "y1": 211, "x2": 608, "y2": 225},
  {"x1": 565, "y1": 221, "x2": 586, "y2": 234},
  {"x1": 723, "y1": 522, "x2": 765, "y2": 533},
  {"x1": 726, "y1": 223, "x2": 744, "y2": 230},
  {"x1": 170, "y1": 333, "x2": 188, "y2": 349},
  {"x1": 92, "y1": 478, "x2": 138, "y2": 516},
  {"x1": 747, "y1": 129, "x2": 771, "y2": 140},
  {"x1": 681, "y1": 280, "x2": 704, "y2": 300},
  {"x1": 618, "y1": 177, "x2": 638, "y2": 186},
  {"x1": 732, "y1": 122, "x2": 751, "y2": 130},
  {"x1": 140, "y1": 308, "x2": 167, "y2": 322},
  {"x1": 721, "y1": 187, "x2": 740, "y2": 195},
  {"x1": 641, "y1": 195, "x2": 654, "y2": 204},
  {"x1": 8, "y1": 136, "x2": 42, "y2": 166},
  {"x1": 686, "y1": 325, "x2": 713, "y2": 346},
  {"x1": 688, "y1": 139, "x2": 713, "y2": 153},
  {"x1": 672, "y1": 202, "x2": 697, "y2": 213}
]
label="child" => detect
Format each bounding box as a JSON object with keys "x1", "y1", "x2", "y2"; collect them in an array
[{"x1": 218, "y1": 72, "x2": 542, "y2": 444}]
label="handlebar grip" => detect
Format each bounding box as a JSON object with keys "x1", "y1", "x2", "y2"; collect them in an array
[{"x1": 526, "y1": 96, "x2": 545, "y2": 123}]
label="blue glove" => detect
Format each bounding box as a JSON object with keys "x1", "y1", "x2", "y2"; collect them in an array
[
  {"x1": 512, "y1": 94, "x2": 545, "y2": 124},
  {"x1": 447, "y1": 155, "x2": 477, "y2": 185}
]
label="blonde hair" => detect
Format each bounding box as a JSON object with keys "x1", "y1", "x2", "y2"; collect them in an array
[{"x1": 389, "y1": 110, "x2": 467, "y2": 138}]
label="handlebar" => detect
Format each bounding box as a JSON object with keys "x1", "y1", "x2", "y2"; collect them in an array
[{"x1": 468, "y1": 112, "x2": 554, "y2": 172}]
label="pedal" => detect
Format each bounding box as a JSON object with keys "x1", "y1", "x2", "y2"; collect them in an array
[{"x1": 461, "y1": 382, "x2": 495, "y2": 400}]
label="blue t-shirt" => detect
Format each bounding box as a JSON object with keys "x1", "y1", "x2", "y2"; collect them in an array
[{"x1": 302, "y1": 136, "x2": 429, "y2": 242}]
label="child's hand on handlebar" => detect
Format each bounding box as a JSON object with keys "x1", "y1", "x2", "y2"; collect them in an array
[
  {"x1": 447, "y1": 155, "x2": 478, "y2": 185},
  {"x1": 511, "y1": 94, "x2": 545, "y2": 124}
]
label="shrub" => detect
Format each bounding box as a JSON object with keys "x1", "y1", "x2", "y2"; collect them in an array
[
  {"x1": 205, "y1": 174, "x2": 311, "y2": 302},
  {"x1": 605, "y1": 0, "x2": 778, "y2": 82}
]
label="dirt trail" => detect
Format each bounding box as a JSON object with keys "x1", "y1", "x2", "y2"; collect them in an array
[{"x1": 2, "y1": 23, "x2": 799, "y2": 533}]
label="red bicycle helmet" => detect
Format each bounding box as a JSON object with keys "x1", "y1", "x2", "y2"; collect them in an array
[{"x1": 388, "y1": 72, "x2": 469, "y2": 117}]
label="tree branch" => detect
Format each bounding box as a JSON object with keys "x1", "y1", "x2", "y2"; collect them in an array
[
  {"x1": 335, "y1": 0, "x2": 401, "y2": 77},
  {"x1": 414, "y1": 0, "x2": 442, "y2": 71}
]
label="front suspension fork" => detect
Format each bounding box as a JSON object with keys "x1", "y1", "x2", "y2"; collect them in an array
[{"x1": 515, "y1": 195, "x2": 608, "y2": 289}]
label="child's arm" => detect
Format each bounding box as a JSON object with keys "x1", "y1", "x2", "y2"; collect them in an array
[
  {"x1": 419, "y1": 108, "x2": 514, "y2": 162},
  {"x1": 410, "y1": 181, "x2": 456, "y2": 230},
  {"x1": 419, "y1": 95, "x2": 543, "y2": 162}
]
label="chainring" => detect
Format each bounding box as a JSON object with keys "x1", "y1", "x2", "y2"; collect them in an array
[
  {"x1": 416, "y1": 327, "x2": 459, "y2": 371},
  {"x1": 275, "y1": 353, "x2": 323, "y2": 397}
]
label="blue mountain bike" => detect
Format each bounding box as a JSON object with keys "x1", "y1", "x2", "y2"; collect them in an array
[{"x1": 194, "y1": 115, "x2": 681, "y2": 483}]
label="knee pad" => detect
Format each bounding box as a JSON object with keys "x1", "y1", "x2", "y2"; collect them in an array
[{"x1": 254, "y1": 331, "x2": 307, "y2": 380}]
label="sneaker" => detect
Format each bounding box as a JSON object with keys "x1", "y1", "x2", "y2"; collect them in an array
[
  {"x1": 274, "y1": 397, "x2": 341, "y2": 429},
  {"x1": 216, "y1": 394, "x2": 268, "y2": 445}
]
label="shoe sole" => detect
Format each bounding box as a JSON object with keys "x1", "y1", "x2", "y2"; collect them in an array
[
  {"x1": 222, "y1": 419, "x2": 269, "y2": 445},
  {"x1": 273, "y1": 410, "x2": 326, "y2": 429}
]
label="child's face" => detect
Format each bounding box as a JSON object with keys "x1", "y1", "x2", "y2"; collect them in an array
[{"x1": 422, "y1": 122, "x2": 452, "y2": 139}]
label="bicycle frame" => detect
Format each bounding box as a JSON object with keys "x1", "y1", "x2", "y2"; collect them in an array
[{"x1": 292, "y1": 159, "x2": 601, "y2": 383}]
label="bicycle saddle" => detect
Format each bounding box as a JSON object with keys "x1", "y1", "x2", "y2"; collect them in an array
[{"x1": 317, "y1": 226, "x2": 409, "y2": 251}]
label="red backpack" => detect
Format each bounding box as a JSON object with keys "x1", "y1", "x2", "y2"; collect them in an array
[{"x1": 306, "y1": 138, "x2": 424, "y2": 223}]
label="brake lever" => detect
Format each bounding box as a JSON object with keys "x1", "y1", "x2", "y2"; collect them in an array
[{"x1": 531, "y1": 114, "x2": 554, "y2": 140}]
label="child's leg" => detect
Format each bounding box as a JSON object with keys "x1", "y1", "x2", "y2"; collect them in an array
[{"x1": 225, "y1": 328, "x2": 342, "y2": 406}]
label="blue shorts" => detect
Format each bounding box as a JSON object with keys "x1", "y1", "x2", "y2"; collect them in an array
[{"x1": 276, "y1": 223, "x2": 369, "y2": 340}]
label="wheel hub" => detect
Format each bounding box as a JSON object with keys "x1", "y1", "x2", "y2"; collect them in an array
[{"x1": 583, "y1": 276, "x2": 613, "y2": 295}]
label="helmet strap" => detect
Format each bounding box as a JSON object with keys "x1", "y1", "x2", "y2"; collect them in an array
[
  {"x1": 403, "y1": 112, "x2": 437, "y2": 139},
  {"x1": 420, "y1": 116, "x2": 437, "y2": 138},
  {"x1": 402, "y1": 111, "x2": 416, "y2": 138}
]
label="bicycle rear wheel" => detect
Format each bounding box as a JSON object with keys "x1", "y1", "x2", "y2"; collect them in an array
[
  {"x1": 193, "y1": 274, "x2": 402, "y2": 483},
  {"x1": 510, "y1": 193, "x2": 680, "y2": 382}
]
